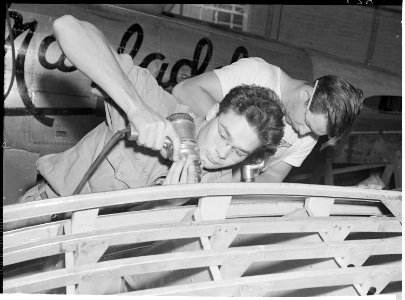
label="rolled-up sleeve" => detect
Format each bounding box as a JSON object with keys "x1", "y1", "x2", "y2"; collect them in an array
[{"x1": 104, "y1": 54, "x2": 191, "y2": 133}]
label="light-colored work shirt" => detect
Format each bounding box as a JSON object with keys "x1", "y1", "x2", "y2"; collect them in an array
[
  {"x1": 214, "y1": 57, "x2": 317, "y2": 169},
  {"x1": 38, "y1": 55, "x2": 231, "y2": 197}
]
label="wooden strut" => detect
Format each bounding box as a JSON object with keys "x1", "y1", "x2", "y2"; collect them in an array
[
  {"x1": 4, "y1": 238, "x2": 401, "y2": 293},
  {"x1": 4, "y1": 215, "x2": 401, "y2": 267},
  {"x1": 3, "y1": 183, "x2": 402, "y2": 296}
]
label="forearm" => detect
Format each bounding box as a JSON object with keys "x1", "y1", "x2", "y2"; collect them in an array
[
  {"x1": 172, "y1": 72, "x2": 222, "y2": 117},
  {"x1": 172, "y1": 84, "x2": 216, "y2": 117},
  {"x1": 53, "y1": 15, "x2": 182, "y2": 158},
  {"x1": 53, "y1": 15, "x2": 143, "y2": 115},
  {"x1": 257, "y1": 161, "x2": 293, "y2": 183}
]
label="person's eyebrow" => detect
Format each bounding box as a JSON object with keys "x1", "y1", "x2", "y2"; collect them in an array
[
  {"x1": 220, "y1": 123, "x2": 231, "y2": 139},
  {"x1": 220, "y1": 122, "x2": 251, "y2": 154}
]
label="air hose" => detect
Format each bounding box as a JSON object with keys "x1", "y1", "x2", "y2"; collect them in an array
[
  {"x1": 73, "y1": 112, "x2": 201, "y2": 195},
  {"x1": 50, "y1": 127, "x2": 129, "y2": 221},
  {"x1": 51, "y1": 113, "x2": 201, "y2": 221},
  {"x1": 73, "y1": 127, "x2": 130, "y2": 195}
]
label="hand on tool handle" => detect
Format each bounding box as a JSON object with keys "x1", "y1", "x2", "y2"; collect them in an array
[{"x1": 127, "y1": 107, "x2": 181, "y2": 161}]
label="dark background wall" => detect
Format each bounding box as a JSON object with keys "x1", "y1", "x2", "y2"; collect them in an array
[{"x1": 247, "y1": 5, "x2": 401, "y2": 76}]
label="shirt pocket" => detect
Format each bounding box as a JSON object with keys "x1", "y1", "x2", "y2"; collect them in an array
[{"x1": 106, "y1": 146, "x2": 147, "y2": 189}]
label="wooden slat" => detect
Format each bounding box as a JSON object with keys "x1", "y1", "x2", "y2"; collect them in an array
[
  {"x1": 3, "y1": 221, "x2": 66, "y2": 247},
  {"x1": 199, "y1": 236, "x2": 222, "y2": 282},
  {"x1": 4, "y1": 183, "x2": 401, "y2": 223},
  {"x1": 94, "y1": 206, "x2": 195, "y2": 230},
  {"x1": 330, "y1": 203, "x2": 384, "y2": 216},
  {"x1": 125, "y1": 264, "x2": 402, "y2": 296},
  {"x1": 63, "y1": 221, "x2": 76, "y2": 294},
  {"x1": 228, "y1": 200, "x2": 303, "y2": 217},
  {"x1": 70, "y1": 209, "x2": 109, "y2": 294},
  {"x1": 3, "y1": 207, "x2": 197, "y2": 250},
  {"x1": 193, "y1": 208, "x2": 223, "y2": 282},
  {"x1": 5, "y1": 200, "x2": 385, "y2": 249},
  {"x1": 4, "y1": 216, "x2": 401, "y2": 266},
  {"x1": 4, "y1": 238, "x2": 401, "y2": 293},
  {"x1": 304, "y1": 196, "x2": 348, "y2": 273},
  {"x1": 4, "y1": 215, "x2": 401, "y2": 266},
  {"x1": 220, "y1": 251, "x2": 254, "y2": 279},
  {"x1": 5, "y1": 201, "x2": 385, "y2": 249},
  {"x1": 228, "y1": 200, "x2": 385, "y2": 217}
]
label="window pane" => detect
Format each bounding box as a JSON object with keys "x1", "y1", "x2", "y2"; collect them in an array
[
  {"x1": 179, "y1": 4, "x2": 248, "y2": 32},
  {"x1": 217, "y1": 11, "x2": 231, "y2": 23},
  {"x1": 234, "y1": 5, "x2": 245, "y2": 13},
  {"x1": 233, "y1": 14, "x2": 243, "y2": 26},
  {"x1": 218, "y1": 4, "x2": 233, "y2": 11}
]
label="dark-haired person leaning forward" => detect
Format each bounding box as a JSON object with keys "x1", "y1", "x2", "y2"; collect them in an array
[
  {"x1": 173, "y1": 57, "x2": 364, "y2": 183},
  {"x1": 11, "y1": 16, "x2": 285, "y2": 230}
]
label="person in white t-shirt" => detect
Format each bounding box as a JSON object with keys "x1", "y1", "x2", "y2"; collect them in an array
[{"x1": 172, "y1": 57, "x2": 363, "y2": 183}]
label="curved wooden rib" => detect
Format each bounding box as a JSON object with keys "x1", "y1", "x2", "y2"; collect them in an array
[
  {"x1": 124, "y1": 264, "x2": 402, "y2": 297},
  {"x1": 3, "y1": 183, "x2": 401, "y2": 223},
  {"x1": 4, "y1": 238, "x2": 401, "y2": 294},
  {"x1": 3, "y1": 183, "x2": 402, "y2": 296},
  {"x1": 4, "y1": 215, "x2": 401, "y2": 266},
  {"x1": 228, "y1": 198, "x2": 386, "y2": 217},
  {"x1": 4, "y1": 199, "x2": 387, "y2": 251}
]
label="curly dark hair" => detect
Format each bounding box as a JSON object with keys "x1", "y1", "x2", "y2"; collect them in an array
[
  {"x1": 305, "y1": 75, "x2": 363, "y2": 149},
  {"x1": 218, "y1": 84, "x2": 285, "y2": 156}
]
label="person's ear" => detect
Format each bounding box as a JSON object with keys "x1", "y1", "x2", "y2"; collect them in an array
[
  {"x1": 205, "y1": 103, "x2": 220, "y2": 121},
  {"x1": 299, "y1": 86, "x2": 312, "y2": 103}
]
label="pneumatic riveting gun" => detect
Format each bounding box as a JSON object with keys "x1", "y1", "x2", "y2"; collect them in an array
[{"x1": 127, "y1": 112, "x2": 202, "y2": 183}]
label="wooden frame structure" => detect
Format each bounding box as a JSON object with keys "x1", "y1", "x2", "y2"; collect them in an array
[{"x1": 3, "y1": 183, "x2": 402, "y2": 296}]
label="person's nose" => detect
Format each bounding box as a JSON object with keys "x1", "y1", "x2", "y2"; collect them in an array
[{"x1": 216, "y1": 144, "x2": 232, "y2": 159}]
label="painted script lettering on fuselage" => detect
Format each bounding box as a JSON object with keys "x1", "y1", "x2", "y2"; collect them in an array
[{"x1": 4, "y1": 10, "x2": 249, "y2": 126}]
